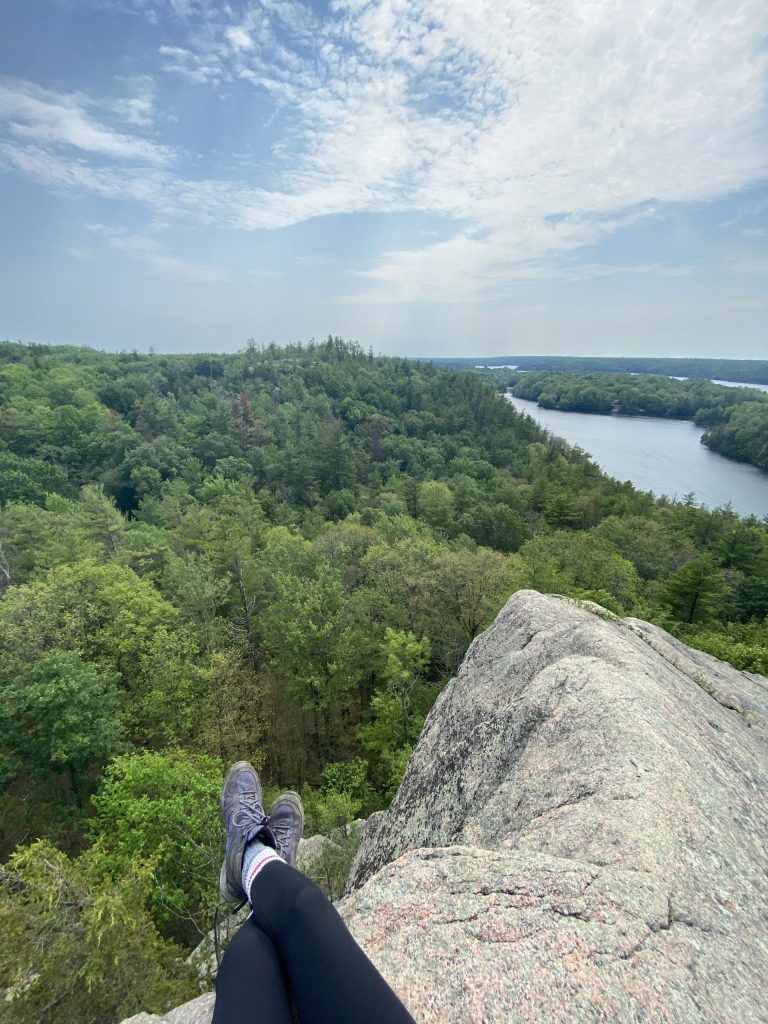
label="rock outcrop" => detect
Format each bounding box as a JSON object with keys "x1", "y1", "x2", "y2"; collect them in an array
[
  {"x1": 123, "y1": 591, "x2": 768, "y2": 1024},
  {"x1": 121, "y1": 995, "x2": 214, "y2": 1024}
]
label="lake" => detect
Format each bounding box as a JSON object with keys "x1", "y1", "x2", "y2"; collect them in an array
[
  {"x1": 505, "y1": 395, "x2": 768, "y2": 519},
  {"x1": 711, "y1": 379, "x2": 768, "y2": 394},
  {"x1": 667, "y1": 377, "x2": 768, "y2": 394}
]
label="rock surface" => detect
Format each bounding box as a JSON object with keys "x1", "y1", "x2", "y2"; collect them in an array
[
  {"x1": 122, "y1": 591, "x2": 768, "y2": 1024},
  {"x1": 345, "y1": 592, "x2": 768, "y2": 1022},
  {"x1": 120, "y1": 994, "x2": 214, "y2": 1024}
]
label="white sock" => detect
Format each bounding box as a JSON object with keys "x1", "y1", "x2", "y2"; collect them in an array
[{"x1": 241, "y1": 839, "x2": 283, "y2": 900}]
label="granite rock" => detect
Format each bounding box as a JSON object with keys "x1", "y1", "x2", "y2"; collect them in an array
[
  {"x1": 120, "y1": 994, "x2": 214, "y2": 1024},
  {"x1": 344, "y1": 591, "x2": 768, "y2": 1022}
]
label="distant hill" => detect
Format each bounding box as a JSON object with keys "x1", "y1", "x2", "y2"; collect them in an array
[{"x1": 428, "y1": 355, "x2": 768, "y2": 385}]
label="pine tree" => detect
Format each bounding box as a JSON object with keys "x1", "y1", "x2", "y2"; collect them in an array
[{"x1": 663, "y1": 555, "x2": 727, "y2": 624}]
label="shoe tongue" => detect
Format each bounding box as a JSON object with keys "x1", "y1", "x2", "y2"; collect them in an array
[{"x1": 245, "y1": 823, "x2": 263, "y2": 844}]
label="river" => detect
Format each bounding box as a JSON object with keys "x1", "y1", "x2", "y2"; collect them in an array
[{"x1": 505, "y1": 395, "x2": 768, "y2": 519}]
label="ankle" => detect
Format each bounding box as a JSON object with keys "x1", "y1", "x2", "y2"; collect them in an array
[{"x1": 241, "y1": 840, "x2": 284, "y2": 899}]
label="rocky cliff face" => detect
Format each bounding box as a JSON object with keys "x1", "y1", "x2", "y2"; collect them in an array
[{"x1": 125, "y1": 591, "x2": 768, "y2": 1024}]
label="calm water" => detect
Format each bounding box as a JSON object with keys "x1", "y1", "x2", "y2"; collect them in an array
[
  {"x1": 711, "y1": 379, "x2": 768, "y2": 394},
  {"x1": 669, "y1": 377, "x2": 768, "y2": 393},
  {"x1": 506, "y1": 395, "x2": 768, "y2": 518}
]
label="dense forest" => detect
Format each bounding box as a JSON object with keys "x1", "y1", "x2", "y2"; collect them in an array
[
  {"x1": 469, "y1": 369, "x2": 768, "y2": 471},
  {"x1": 1, "y1": 338, "x2": 767, "y2": 1023},
  {"x1": 435, "y1": 354, "x2": 768, "y2": 384}
]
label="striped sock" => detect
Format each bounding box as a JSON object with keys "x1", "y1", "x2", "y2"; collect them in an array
[{"x1": 241, "y1": 839, "x2": 283, "y2": 900}]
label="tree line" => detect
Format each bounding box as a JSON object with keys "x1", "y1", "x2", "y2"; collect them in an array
[{"x1": 434, "y1": 354, "x2": 768, "y2": 384}]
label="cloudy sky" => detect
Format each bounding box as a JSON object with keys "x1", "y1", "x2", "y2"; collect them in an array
[{"x1": 1, "y1": 0, "x2": 766, "y2": 357}]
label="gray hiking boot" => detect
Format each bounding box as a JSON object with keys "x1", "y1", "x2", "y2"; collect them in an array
[
  {"x1": 267, "y1": 791, "x2": 304, "y2": 868},
  {"x1": 219, "y1": 761, "x2": 276, "y2": 903}
]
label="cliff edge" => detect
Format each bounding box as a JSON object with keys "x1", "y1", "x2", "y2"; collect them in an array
[{"x1": 126, "y1": 591, "x2": 768, "y2": 1024}]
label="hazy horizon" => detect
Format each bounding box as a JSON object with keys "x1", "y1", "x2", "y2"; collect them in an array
[
  {"x1": 4, "y1": 338, "x2": 768, "y2": 367},
  {"x1": 1, "y1": 0, "x2": 766, "y2": 357}
]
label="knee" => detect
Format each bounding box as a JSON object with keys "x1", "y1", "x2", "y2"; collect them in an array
[
  {"x1": 216, "y1": 918, "x2": 266, "y2": 982},
  {"x1": 257, "y1": 869, "x2": 328, "y2": 936}
]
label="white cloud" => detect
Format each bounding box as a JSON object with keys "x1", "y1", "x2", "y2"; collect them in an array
[
  {"x1": 157, "y1": 0, "x2": 764, "y2": 299},
  {"x1": 86, "y1": 224, "x2": 228, "y2": 282},
  {"x1": 158, "y1": 45, "x2": 222, "y2": 84},
  {"x1": 143, "y1": 249, "x2": 229, "y2": 282},
  {"x1": 3, "y1": 0, "x2": 767, "y2": 301},
  {"x1": 0, "y1": 141, "x2": 176, "y2": 207},
  {"x1": 112, "y1": 76, "x2": 158, "y2": 128},
  {"x1": 0, "y1": 78, "x2": 173, "y2": 164},
  {"x1": 113, "y1": 235, "x2": 229, "y2": 282},
  {"x1": 226, "y1": 26, "x2": 254, "y2": 50}
]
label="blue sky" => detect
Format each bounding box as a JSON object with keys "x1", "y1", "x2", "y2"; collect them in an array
[{"x1": 0, "y1": 0, "x2": 766, "y2": 357}]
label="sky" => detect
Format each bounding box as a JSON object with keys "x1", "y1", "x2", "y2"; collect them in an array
[{"x1": 0, "y1": 0, "x2": 766, "y2": 358}]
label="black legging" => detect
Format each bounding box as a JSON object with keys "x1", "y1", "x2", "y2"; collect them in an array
[{"x1": 212, "y1": 861, "x2": 416, "y2": 1024}]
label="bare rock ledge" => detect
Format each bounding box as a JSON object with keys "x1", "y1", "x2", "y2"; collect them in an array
[{"x1": 124, "y1": 591, "x2": 768, "y2": 1024}]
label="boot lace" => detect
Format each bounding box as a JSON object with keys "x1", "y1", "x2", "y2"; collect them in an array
[
  {"x1": 270, "y1": 819, "x2": 291, "y2": 858},
  {"x1": 232, "y1": 790, "x2": 269, "y2": 834}
]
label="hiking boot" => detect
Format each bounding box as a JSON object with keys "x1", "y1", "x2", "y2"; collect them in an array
[
  {"x1": 267, "y1": 791, "x2": 304, "y2": 868},
  {"x1": 219, "y1": 761, "x2": 276, "y2": 903}
]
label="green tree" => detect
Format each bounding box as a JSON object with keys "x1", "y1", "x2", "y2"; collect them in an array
[
  {"x1": 89, "y1": 749, "x2": 223, "y2": 945},
  {"x1": 258, "y1": 548, "x2": 363, "y2": 754},
  {"x1": 0, "y1": 840, "x2": 196, "y2": 1024},
  {"x1": 0, "y1": 498, "x2": 101, "y2": 584},
  {"x1": 468, "y1": 502, "x2": 528, "y2": 552},
  {"x1": 416, "y1": 480, "x2": 455, "y2": 532},
  {"x1": 0, "y1": 539, "x2": 10, "y2": 595},
  {"x1": 519, "y1": 532, "x2": 640, "y2": 611},
  {"x1": 318, "y1": 757, "x2": 371, "y2": 816},
  {"x1": 0, "y1": 560, "x2": 177, "y2": 674},
  {"x1": 732, "y1": 577, "x2": 768, "y2": 623},
  {"x1": 0, "y1": 650, "x2": 123, "y2": 804},
  {"x1": 194, "y1": 650, "x2": 269, "y2": 768},
  {"x1": 162, "y1": 552, "x2": 230, "y2": 651},
  {"x1": 73, "y1": 483, "x2": 128, "y2": 557},
  {"x1": 685, "y1": 629, "x2": 768, "y2": 675},
  {"x1": 544, "y1": 490, "x2": 581, "y2": 528},
  {"x1": 594, "y1": 515, "x2": 683, "y2": 579},
  {"x1": 663, "y1": 555, "x2": 728, "y2": 624},
  {"x1": 131, "y1": 627, "x2": 209, "y2": 746},
  {"x1": 429, "y1": 548, "x2": 524, "y2": 672},
  {"x1": 0, "y1": 451, "x2": 71, "y2": 506},
  {"x1": 380, "y1": 628, "x2": 431, "y2": 745},
  {"x1": 0, "y1": 560, "x2": 199, "y2": 742},
  {"x1": 357, "y1": 690, "x2": 425, "y2": 800}
]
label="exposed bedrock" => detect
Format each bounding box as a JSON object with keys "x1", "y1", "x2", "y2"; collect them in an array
[{"x1": 343, "y1": 591, "x2": 767, "y2": 1022}]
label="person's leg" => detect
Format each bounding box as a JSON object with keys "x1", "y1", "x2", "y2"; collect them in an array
[
  {"x1": 248, "y1": 860, "x2": 416, "y2": 1024},
  {"x1": 212, "y1": 915, "x2": 294, "y2": 1024},
  {"x1": 218, "y1": 765, "x2": 413, "y2": 1024}
]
